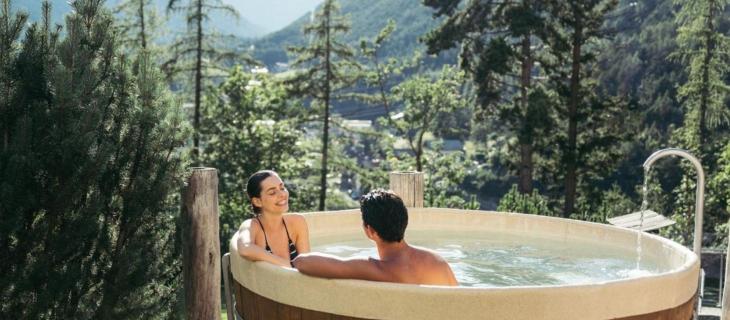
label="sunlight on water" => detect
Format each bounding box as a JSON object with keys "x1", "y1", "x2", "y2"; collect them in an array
[{"x1": 312, "y1": 230, "x2": 669, "y2": 287}]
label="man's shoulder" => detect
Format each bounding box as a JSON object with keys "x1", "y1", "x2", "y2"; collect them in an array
[{"x1": 411, "y1": 245, "x2": 448, "y2": 264}]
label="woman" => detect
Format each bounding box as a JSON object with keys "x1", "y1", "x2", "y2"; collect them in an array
[{"x1": 233, "y1": 170, "x2": 310, "y2": 267}]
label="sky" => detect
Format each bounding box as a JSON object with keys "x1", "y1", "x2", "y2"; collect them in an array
[
  {"x1": 13, "y1": 0, "x2": 324, "y2": 35},
  {"x1": 224, "y1": 0, "x2": 322, "y2": 33}
]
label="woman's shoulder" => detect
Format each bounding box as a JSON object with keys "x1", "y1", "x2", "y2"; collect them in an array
[
  {"x1": 238, "y1": 217, "x2": 258, "y2": 231},
  {"x1": 284, "y1": 213, "x2": 308, "y2": 227}
]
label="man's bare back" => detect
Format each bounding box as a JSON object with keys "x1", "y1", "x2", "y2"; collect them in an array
[
  {"x1": 292, "y1": 189, "x2": 458, "y2": 286},
  {"x1": 365, "y1": 244, "x2": 457, "y2": 285}
]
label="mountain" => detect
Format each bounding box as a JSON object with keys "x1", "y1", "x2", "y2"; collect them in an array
[
  {"x1": 12, "y1": 0, "x2": 267, "y2": 39},
  {"x1": 227, "y1": 0, "x2": 322, "y2": 34},
  {"x1": 250, "y1": 0, "x2": 448, "y2": 67}
]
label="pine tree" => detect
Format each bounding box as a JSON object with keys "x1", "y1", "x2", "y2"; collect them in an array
[
  {"x1": 423, "y1": 0, "x2": 557, "y2": 195},
  {"x1": 286, "y1": 0, "x2": 360, "y2": 210},
  {"x1": 166, "y1": 0, "x2": 246, "y2": 162},
  {"x1": 671, "y1": 0, "x2": 730, "y2": 161},
  {"x1": 115, "y1": 0, "x2": 161, "y2": 51},
  {"x1": 549, "y1": 0, "x2": 618, "y2": 217},
  {"x1": 0, "y1": 1, "x2": 188, "y2": 318},
  {"x1": 0, "y1": 0, "x2": 27, "y2": 151}
]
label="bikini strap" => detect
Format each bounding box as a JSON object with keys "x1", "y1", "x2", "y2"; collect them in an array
[
  {"x1": 282, "y1": 218, "x2": 294, "y2": 244},
  {"x1": 254, "y1": 216, "x2": 271, "y2": 251}
]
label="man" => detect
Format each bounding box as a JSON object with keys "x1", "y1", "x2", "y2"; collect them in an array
[{"x1": 292, "y1": 189, "x2": 458, "y2": 286}]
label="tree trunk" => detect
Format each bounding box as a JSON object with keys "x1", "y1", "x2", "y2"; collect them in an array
[
  {"x1": 182, "y1": 168, "x2": 221, "y2": 320},
  {"x1": 519, "y1": 143, "x2": 533, "y2": 194},
  {"x1": 563, "y1": 22, "x2": 583, "y2": 218},
  {"x1": 518, "y1": 34, "x2": 534, "y2": 194},
  {"x1": 698, "y1": 0, "x2": 715, "y2": 159},
  {"x1": 138, "y1": 0, "x2": 146, "y2": 49},
  {"x1": 193, "y1": 0, "x2": 203, "y2": 162},
  {"x1": 319, "y1": 9, "x2": 331, "y2": 211}
]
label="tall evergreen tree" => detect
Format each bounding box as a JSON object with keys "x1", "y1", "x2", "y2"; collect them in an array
[
  {"x1": 0, "y1": 1, "x2": 188, "y2": 318},
  {"x1": 0, "y1": 0, "x2": 27, "y2": 151},
  {"x1": 423, "y1": 0, "x2": 556, "y2": 194},
  {"x1": 166, "y1": 0, "x2": 241, "y2": 162},
  {"x1": 671, "y1": 0, "x2": 730, "y2": 160},
  {"x1": 115, "y1": 0, "x2": 161, "y2": 51},
  {"x1": 550, "y1": 0, "x2": 618, "y2": 216},
  {"x1": 286, "y1": 0, "x2": 359, "y2": 210}
]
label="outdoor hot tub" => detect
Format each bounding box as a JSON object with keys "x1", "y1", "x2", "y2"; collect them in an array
[{"x1": 228, "y1": 208, "x2": 699, "y2": 320}]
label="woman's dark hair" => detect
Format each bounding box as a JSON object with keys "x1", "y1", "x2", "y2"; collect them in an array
[
  {"x1": 246, "y1": 170, "x2": 277, "y2": 214},
  {"x1": 360, "y1": 189, "x2": 408, "y2": 242}
]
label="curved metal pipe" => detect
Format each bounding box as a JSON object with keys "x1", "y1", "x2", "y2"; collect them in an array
[{"x1": 643, "y1": 148, "x2": 705, "y2": 255}]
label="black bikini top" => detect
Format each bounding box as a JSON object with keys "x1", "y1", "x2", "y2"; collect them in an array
[{"x1": 255, "y1": 216, "x2": 299, "y2": 261}]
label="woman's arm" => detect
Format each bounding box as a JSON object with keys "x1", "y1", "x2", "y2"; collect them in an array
[{"x1": 233, "y1": 219, "x2": 291, "y2": 267}]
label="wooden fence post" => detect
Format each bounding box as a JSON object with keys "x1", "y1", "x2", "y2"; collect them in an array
[
  {"x1": 182, "y1": 167, "x2": 221, "y2": 320},
  {"x1": 389, "y1": 171, "x2": 424, "y2": 208}
]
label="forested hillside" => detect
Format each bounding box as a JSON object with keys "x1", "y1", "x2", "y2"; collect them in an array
[{"x1": 250, "y1": 0, "x2": 444, "y2": 67}]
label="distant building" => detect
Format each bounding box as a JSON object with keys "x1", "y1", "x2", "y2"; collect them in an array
[{"x1": 251, "y1": 66, "x2": 269, "y2": 74}]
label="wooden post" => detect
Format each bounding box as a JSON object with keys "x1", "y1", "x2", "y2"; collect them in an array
[
  {"x1": 182, "y1": 168, "x2": 221, "y2": 320},
  {"x1": 389, "y1": 171, "x2": 424, "y2": 208}
]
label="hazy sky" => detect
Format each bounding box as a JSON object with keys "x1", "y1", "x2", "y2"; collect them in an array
[{"x1": 225, "y1": 0, "x2": 323, "y2": 33}]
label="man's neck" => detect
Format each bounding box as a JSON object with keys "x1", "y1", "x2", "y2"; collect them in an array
[{"x1": 376, "y1": 240, "x2": 409, "y2": 261}]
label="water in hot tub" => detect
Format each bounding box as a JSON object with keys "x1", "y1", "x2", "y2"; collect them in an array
[{"x1": 311, "y1": 230, "x2": 674, "y2": 287}]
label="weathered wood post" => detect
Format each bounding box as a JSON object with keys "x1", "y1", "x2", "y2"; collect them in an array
[
  {"x1": 182, "y1": 168, "x2": 221, "y2": 320},
  {"x1": 389, "y1": 171, "x2": 424, "y2": 207}
]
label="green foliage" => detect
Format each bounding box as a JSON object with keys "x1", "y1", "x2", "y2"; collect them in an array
[
  {"x1": 497, "y1": 185, "x2": 553, "y2": 215},
  {"x1": 286, "y1": 0, "x2": 360, "y2": 210},
  {"x1": 424, "y1": 148, "x2": 479, "y2": 209},
  {"x1": 705, "y1": 143, "x2": 730, "y2": 247},
  {"x1": 572, "y1": 184, "x2": 637, "y2": 223},
  {"x1": 114, "y1": 0, "x2": 162, "y2": 51},
  {"x1": 391, "y1": 65, "x2": 466, "y2": 172},
  {"x1": 200, "y1": 67, "x2": 316, "y2": 253},
  {"x1": 660, "y1": 175, "x2": 696, "y2": 247},
  {"x1": 672, "y1": 0, "x2": 730, "y2": 145},
  {"x1": 423, "y1": 0, "x2": 564, "y2": 195},
  {"x1": 0, "y1": 1, "x2": 189, "y2": 318}
]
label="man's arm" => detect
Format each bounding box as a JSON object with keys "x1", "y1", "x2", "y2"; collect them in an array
[
  {"x1": 232, "y1": 220, "x2": 291, "y2": 267},
  {"x1": 292, "y1": 253, "x2": 389, "y2": 282}
]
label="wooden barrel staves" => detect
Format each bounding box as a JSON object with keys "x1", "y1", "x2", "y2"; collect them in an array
[
  {"x1": 389, "y1": 171, "x2": 424, "y2": 208},
  {"x1": 182, "y1": 167, "x2": 221, "y2": 320}
]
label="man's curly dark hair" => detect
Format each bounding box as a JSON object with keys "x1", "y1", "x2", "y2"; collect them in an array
[{"x1": 360, "y1": 189, "x2": 408, "y2": 242}]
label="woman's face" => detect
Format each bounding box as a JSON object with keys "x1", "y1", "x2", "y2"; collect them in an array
[{"x1": 252, "y1": 175, "x2": 289, "y2": 215}]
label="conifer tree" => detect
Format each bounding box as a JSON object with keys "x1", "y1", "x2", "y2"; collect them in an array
[
  {"x1": 550, "y1": 0, "x2": 618, "y2": 217},
  {"x1": 0, "y1": 1, "x2": 188, "y2": 318},
  {"x1": 423, "y1": 0, "x2": 556, "y2": 195},
  {"x1": 115, "y1": 0, "x2": 161, "y2": 51},
  {"x1": 671, "y1": 0, "x2": 730, "y2": 161},
  {"x1": 0, "y1": 0, "x2": 27, "y2": 151},
  {"x1": 286, "y1": 0, "x2": 360, "y2": 210},
  {"x1": 166, "y1": 0, "x2": 244, "y2": 162}
]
